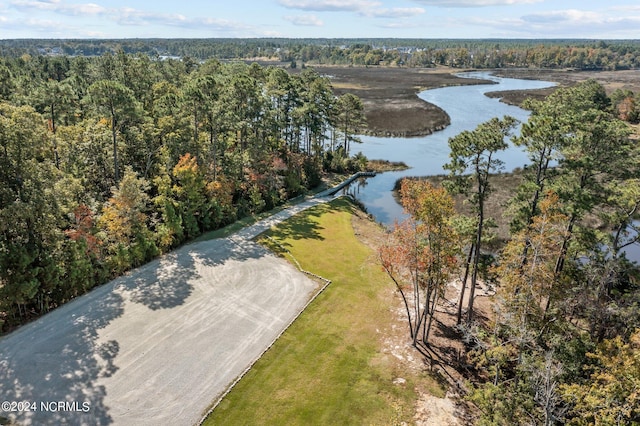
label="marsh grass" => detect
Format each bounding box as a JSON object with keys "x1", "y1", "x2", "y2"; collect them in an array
[{"x1": 367, "y1": 159, "x2": 410, "y2": 173}]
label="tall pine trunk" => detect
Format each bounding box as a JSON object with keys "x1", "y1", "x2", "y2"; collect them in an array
[{"x1": 457, "y1": 243, "x2": 474, "y2": 325}]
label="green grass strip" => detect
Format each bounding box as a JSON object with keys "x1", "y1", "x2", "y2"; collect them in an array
[{"x1": 202, "y1": 198, "x2": 443, "y2": 425}]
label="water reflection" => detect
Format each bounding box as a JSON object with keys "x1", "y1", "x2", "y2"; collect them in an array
[
  {"x1": 622, "y1": 220, "x2": 640, "y2": 264},
  {"x1": 347, "y1": 71, "x2": 556, "y2": 226},
  {"x1": 347, "y1": 71, "x2": 639, "y2": 263}
]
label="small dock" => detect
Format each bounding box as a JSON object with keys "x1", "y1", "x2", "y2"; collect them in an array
[{"x1": 317, "y1": 171, "x2": 377, "y2": 197}]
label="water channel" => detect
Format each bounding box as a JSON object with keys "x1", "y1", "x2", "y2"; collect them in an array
[
  {"x1": 346, "y1": 71, "x2": 556, "y2": 225},
  {"x1": 346, "y1": 71, "x2": 639, "y2": 263}
]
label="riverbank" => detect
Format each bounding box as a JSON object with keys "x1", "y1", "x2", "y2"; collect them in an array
[
  {"x1": 489, "y1": 68, "x2": 640, "y2": 106},
  {"x1": 322, "y1": 66, "x2": 640, "y2": 134},
  {"x1": 401, "y1": 169, "x2": 607, "y2": 251},
  {"x1": 367, "y1": 159, "x2": 410, "y2": 172},
  {"x1": 307, "y1": 65, "x2": 493, "y2": 137}
]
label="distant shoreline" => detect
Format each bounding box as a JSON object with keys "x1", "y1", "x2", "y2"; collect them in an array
[
  {"x1": 296, "y1": 65, "x2": 493, "y2": 137},
  {"x1": 315, "y1": 66, "x2": 640, "y2": 137}
]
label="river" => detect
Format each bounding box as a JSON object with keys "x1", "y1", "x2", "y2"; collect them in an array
[
  {"x1": 345, "y1": 71, "x2": 556, "y2": 225},
  {"x1": 345, "y1": 71, "x2": 639, "y2": 263}
]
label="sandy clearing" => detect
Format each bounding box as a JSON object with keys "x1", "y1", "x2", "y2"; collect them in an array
[{"x1": 0, "y1": 198, "x2": 327, "y2": 426}]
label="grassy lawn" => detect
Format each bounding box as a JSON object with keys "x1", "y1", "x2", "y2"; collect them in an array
[{"x1": 202, "y1": 198, "x2": 444, "y2": 425}]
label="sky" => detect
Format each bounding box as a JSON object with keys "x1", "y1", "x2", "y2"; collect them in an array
[{"x1": 1, "y1": 0, "x2": 639, "y2": 40}]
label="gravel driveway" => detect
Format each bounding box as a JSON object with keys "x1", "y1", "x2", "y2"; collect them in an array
[{"x1": 0, "y1": 198, "x2": 326, "y2": 425}]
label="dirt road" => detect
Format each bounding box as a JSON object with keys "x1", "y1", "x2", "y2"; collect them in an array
[{"x1": 0, "y1": 198, "x2": 326, "y2": 425}]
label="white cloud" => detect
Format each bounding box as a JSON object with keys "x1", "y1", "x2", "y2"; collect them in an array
[
  {"x1": 464, "y1": 8, "x2": 640, "y2": 38},
  {"x1": 278, "y1": 0, "x2": 382, "y2": 12},
  {"x1": 610, "y1": 5, "x2": 640, "y2": 14},
  {"x1": 10, "y1": 0, "x2": 106, "y2": 16},
  {"x1": 0, "y1": 15, "x2": 107, "y2": 37},
  {"x1": 522, "y1": 9, "x2": 601, "y2": 24},
  {"x1": 378, "y1": 21, "x2": 423, "y2": 29},
  {"x1": 9, "y1": 1, "x2": 252, "y2": 33},
  {"x1": 411, "y1": 0, "x2": 542, "y2": 6},
  {"x1": 363, "y1": 7, "x2": 425, "y2": 18},
  {"x1": 115, "y1": 9, "x2": 247, "y2": 32},
  {"x1": 283, "y1": 14, "x2": 324, "y2": 26},
  {"x1": 279, "y1": 0, "x2": 425, "y2": 23},
  {"x1": 520, "y1": 8, "x2": 640, "y2": 33}
]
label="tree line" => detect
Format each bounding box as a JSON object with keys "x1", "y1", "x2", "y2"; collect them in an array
[
  {"x1": 2, "y1": 39, "x2": 640, "y2": 71},
  {"x1": 0, "y1": 52, "x2": 366, "y2": 332},
  {"x1": 380, "y1": 80, "x2": 640, "y2": 424},
  {"x1": 288, "y1": 40, "x2": 640, "y2": 70}
]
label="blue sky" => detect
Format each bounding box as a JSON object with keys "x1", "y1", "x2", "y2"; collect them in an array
[{"x1": 1, "y1": 0, "x2": 639, "y2": 39}]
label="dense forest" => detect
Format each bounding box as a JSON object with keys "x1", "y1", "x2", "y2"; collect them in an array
[
  {"x1": 0, "y1": 52, "x2": 367, "y2": 332},
  {"x1": 1, "y1": 38, "x2": 639, "y2": 423},
  {"x1": 381, "y1": 81, "x2": 640, "y2": 425},
  {"x1": 2, "y1": 38, "x2": 640, "y2": 70}
]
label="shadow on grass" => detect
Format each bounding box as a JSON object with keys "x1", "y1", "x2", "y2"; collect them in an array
[
  {"x1": 263, "y1": 199, "x2": 358, "y2": 253},
  {"x1": 264, "y1": 204, "x2": 328, "y2": 247}
]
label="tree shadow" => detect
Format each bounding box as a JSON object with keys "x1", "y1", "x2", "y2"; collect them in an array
[
  {"x1": 118, "y1": 248, "x2": 197, "y2": 311},
  {"x1": 261, "y1": 202, "x2": 339, "y2": 252},
  {"x1": 0, "y1": 225, "x2": 278, "y2": 425},
  {"x1": 115, "y1": 235, "x2": 270, "y2": 310},
  {"x1": 199, "y1": 236, "x2": 271, "y2": 266},
  {"x1": 415, "y1": 340, "x2": 462, "y2": 391},
  {"x1": 270, "y1": 213, "x2": 325, "y2": 241},
  {"x1": 0, "y1": 288, "x2": 124, "y2": 425}
]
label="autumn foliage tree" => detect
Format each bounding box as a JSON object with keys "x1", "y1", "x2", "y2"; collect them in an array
[
  {"x1": 379, "y1": 179, "x2": 459, "y2": 348},
  {"x1": 561, "y1": 329, "x2": 640, "y2": 425},
  {"x1": 172, "y1": 153, "x2": 210, "y2": 239},
  {"x1": 98, "y1": 167, "x2": 158, "y2": 275},
  {"x1": 497, "y1": 192, "x2": 569, "y2": 333},
  {"x1": 0, "y1": 55, "x2": 372, "y2": 332}
]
